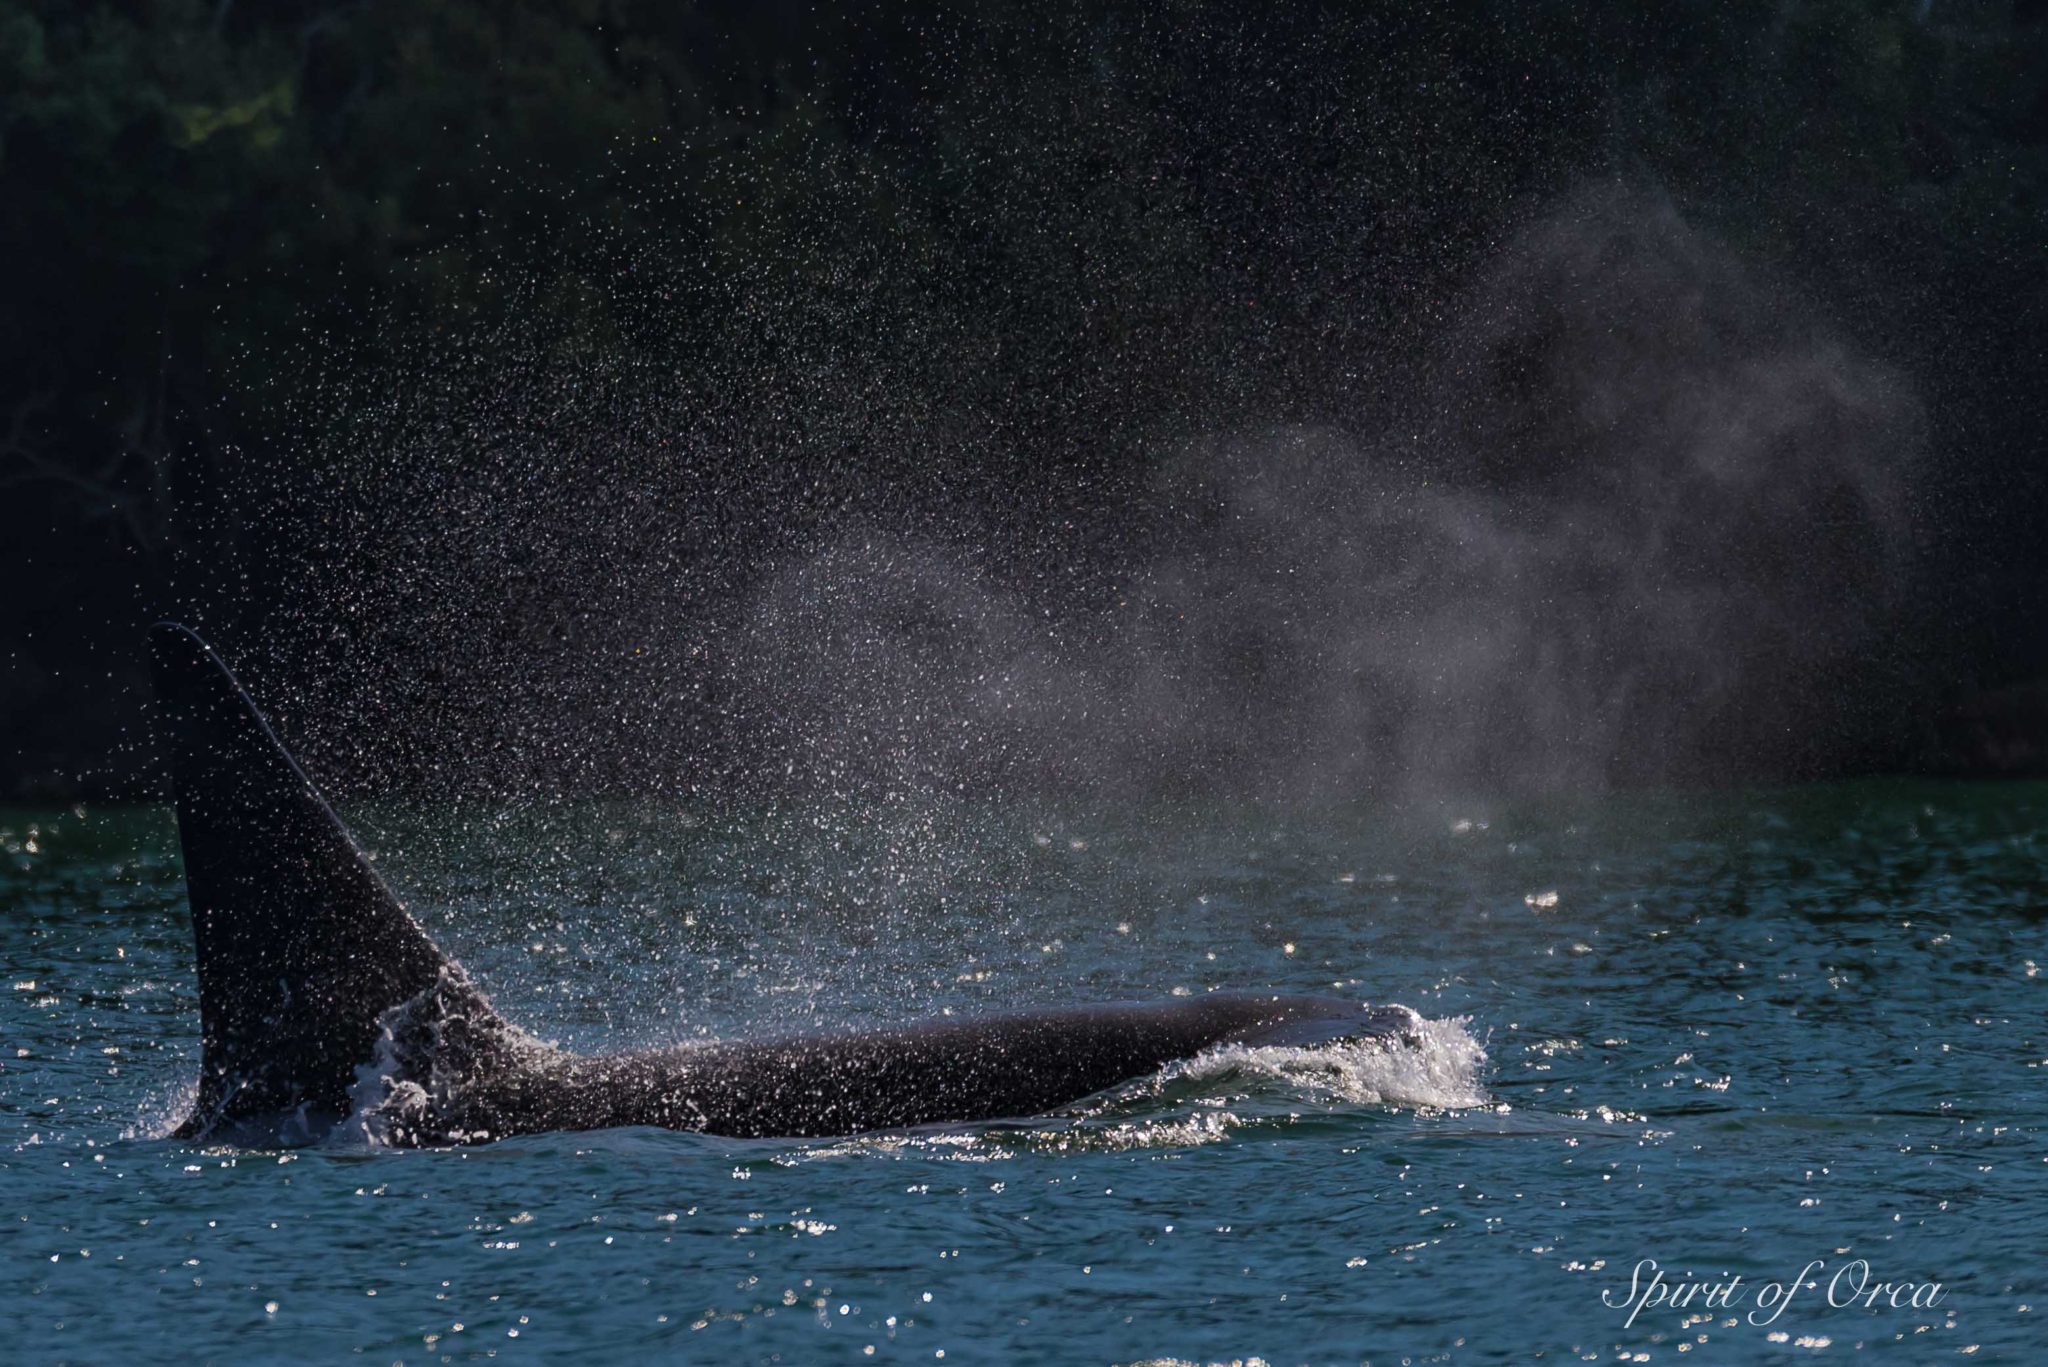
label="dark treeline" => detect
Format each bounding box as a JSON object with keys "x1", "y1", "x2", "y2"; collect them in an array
[{"x1": 3, "y1": 0, "x2": 2045, "y2": 800}]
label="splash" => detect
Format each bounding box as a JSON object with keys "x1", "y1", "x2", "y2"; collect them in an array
[
  {"x1": 122, "y1": 1073, "x2": 199, "y2": 1143},
  {"x1": 1040, "y1": 1013, "x2": 1488, "y2": 1152},
  {"x1": 1167, "y1": 1012, "x2": 1489, "y2": 1112},
  {"x1": 341, "y1": 970, "x2": 562, "y2": 1148}
]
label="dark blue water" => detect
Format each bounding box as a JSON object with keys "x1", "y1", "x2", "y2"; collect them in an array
[{"x1": 6, "y1": 784, "x2": 2043, "y2": 1362}]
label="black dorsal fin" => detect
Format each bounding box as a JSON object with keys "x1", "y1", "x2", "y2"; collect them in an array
[{"x1": 150, "y1": 623, "x2": 457, "y2": 1136}]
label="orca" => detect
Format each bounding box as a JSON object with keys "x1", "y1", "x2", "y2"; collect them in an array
[{"x1": 149, "y1": 622, "x2": 1420, "y2": 1145}]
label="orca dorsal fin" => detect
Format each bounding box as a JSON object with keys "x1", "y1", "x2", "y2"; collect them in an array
[{"x1": 150, "y1": 623, "x2": 456, "y2": 1136}]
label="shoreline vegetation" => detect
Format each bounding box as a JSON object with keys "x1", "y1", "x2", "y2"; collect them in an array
[{"x1": 4, "y1": 2, "x2": 2044, "y2": 802}]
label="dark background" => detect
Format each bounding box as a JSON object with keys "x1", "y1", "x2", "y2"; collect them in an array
[{"x1": 3, "y1": 0, "x2": 2044, "y2": 803}]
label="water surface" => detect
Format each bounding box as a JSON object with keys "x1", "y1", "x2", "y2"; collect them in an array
[{"x1": 5, "y1": 783, "x2": 2042, "y2": 1362}]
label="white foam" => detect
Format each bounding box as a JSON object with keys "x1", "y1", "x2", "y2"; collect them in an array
[
  {"x1": 338, "y1": 970, "x2": 561, "y2": 1148},
  {"x1": 123, "y1": 1072, "x2": 199, "y2": 1142},
  {"x1": 339, "y1": 1017, "x2": 432, "y2": 1148},
  {"x1": 1167, "y1": 1012, "x2": 1489, "y2": 1111}
]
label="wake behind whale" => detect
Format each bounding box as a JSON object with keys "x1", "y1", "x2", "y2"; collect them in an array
[{"x1": 147, "y1": 623, "x2": 1436, "y2": 1146}]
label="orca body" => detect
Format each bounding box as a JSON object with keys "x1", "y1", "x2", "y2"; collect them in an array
[{"x1": 149, "y1": 623, "x2": 1419, "y2": 1144}]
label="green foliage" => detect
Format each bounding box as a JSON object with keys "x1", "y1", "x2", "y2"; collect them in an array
[
  {"x1": 3, "y1": 2, "x2": 2041, "y2": 519},
  {"x1": 0, "y1": 3, "x2": 2043, "y2": 796}
]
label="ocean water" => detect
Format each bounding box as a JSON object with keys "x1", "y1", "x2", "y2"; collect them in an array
[{"x1": 4, "y1": 783, "x2": 2043, "y2": 1364}]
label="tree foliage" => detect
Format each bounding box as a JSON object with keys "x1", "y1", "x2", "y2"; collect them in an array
[{"x1": 1, "y1": 0, "x2": 2043, "y2": 792}]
